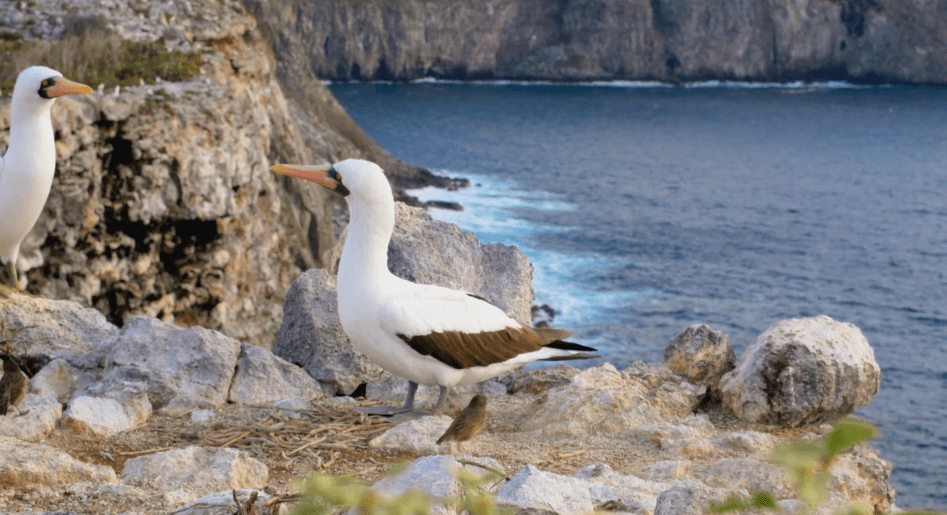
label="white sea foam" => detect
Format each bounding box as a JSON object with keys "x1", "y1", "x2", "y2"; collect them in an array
[
  {"x1": 327, "y1": 78, "x2": 883, "y2": 89},
  {"x1": 409, "y1": 172, "x2": 659, "y2": 346}
]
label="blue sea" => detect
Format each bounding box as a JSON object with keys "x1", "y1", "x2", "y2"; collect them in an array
[{"x1": 328, "y1": 81, "x2": 947, "y2": 510}]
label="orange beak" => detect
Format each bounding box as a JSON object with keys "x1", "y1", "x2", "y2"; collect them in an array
[
  {"x1": 46, "y1": 76, "x2": 93, "y2": 98},
  {"x1": 270, "y1": 163, "x2": 349, "y2": 196}
]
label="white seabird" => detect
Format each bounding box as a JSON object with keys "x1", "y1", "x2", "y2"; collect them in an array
[
  {"x1": 0, "y1": 66, "x2": 92, "y2": 293},
  {"x1": 271, "y1": 158, "x2": 598, "y2": 415}
]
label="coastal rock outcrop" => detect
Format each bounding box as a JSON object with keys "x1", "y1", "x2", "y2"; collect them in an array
[
  {"x1": 719, "y1": 315, "x2": 881, "y2": 426},
  {"x1": 0, "y1": 0, "x2": 446, "y2": 349},
  {"x1": 0, "y1": 294, "x2": 896, "y2": 514},
  {"x1": 244, "y1": 0, "x2": 947, "y2": 85}
]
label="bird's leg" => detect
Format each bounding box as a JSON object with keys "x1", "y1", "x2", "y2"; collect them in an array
[
  {"x1": 432, "y1": 385, "x2": 451, "y2": 414},
  {"x1": 356, "y1": 380, "x2": 419, "y2": 416},
  {"x1": 401, "y1": 380, "x2": 418, "y2": 411}
]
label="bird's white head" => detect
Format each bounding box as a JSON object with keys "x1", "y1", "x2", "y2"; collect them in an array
[
  {"x1": 270, "y1": 158, "x2": 393, "y2": 206},
  {"x1": 11, "y1": 66, "x2": 92, "y2": 109}
]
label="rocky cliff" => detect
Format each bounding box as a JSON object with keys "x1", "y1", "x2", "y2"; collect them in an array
[
  {"x1": 259, "y1": 0, "x2": 947, "y2": 84},
  {"x1": 0, "y1": 0, "x2": 458, "y2": 347}
]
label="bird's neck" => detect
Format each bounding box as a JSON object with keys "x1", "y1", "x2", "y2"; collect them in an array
[
  {"x1": 6, "y1": 101, "x2": 55, "y2": 173},
  {"x1": 337, "y1": 199, "x2": 396, "y2": 301}
]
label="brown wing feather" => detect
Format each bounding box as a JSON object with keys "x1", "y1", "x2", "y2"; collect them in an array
[{"x1": 397, "y1": 326, "x2": 548, "y2": 369}]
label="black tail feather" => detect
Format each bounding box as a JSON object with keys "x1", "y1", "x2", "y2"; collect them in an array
[{"x1": 541, "y1": 340, "x2": 600, "y2": 361}]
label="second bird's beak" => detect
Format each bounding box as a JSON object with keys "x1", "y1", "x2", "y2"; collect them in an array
[{"x1": 270, "y1": 163, "x2": 350, "y2": 196}]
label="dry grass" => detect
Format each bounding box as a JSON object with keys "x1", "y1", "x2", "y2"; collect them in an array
[{"x1": 0, "y1": 34, "x2": 205, "y2": 96}]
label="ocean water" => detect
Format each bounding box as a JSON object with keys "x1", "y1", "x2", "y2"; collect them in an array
[{"x1": 328, "y1": 81, "x2": 947, "y2": 509}]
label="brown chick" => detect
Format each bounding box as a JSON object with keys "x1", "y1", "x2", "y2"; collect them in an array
[
  {"x1": 437, "y1": 394, "x2": 487, "y2": 445},
  {"x1": 0, "y1": 356, "x2": 28, "y2": 416}
]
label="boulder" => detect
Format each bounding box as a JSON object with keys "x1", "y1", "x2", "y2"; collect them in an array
[
  {"x1": 92, "y1": 316, "x2": 242, "y2": 416},
  {"x1": 273, "y1": 268, "x2": 382, "y2": 396},
  {"x1": 121, "y1": 446, "x2": 268, "y2": 493},
  {"x1": 574, "y1": 463, "x2": 672, "y2": 513},
  {"x1": 368, "y1": 415, "x2": 454, "y2": 454},
  {"x1": 654, "y1": 481, "x2": 714, "y2": 515},
  {"x1": 371, "y1": 455, "x2": 502, "y2": 515},
  {"x1": 0, "y1": 295, "x2": 118, "y2": 369},
  {"x1": 61, "y1": 392, "x2": 152, "y2": 437},
  {"x1": 495, "y1": 465, "x2": 594, "y2": 515},
  {"x1": 0, "y1": 435, "x2": 117, "y2": 487},
  {"x1": 531, "y1": 363, "x2": 703, "y2": 436},
  {"x1": 0, "y1": 394, "x2": 62, "y2": 442},
  {"x1": 227, "y1": 342, "x2": 324, "y2": 406},
  {"x1": 663, "y1": 324, "x2": 735, "y2": 391},
  {"x1": 29, "y1": 358, "x2": 97, "y2": 404},
  {"x1": 172, "y1": 489, "x2": 275, "y2": 515},
  {"x1": 719, "y1": 315, "x2": 881, "y2": 426}
]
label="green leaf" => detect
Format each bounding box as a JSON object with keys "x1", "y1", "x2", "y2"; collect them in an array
[
  {"x1": 768, "y1": 439, "x2": 824, "y2": 470},
  {"x1": 708, "y1": 494, "x2": 751, "y2": 513},
  {"x1": 824, "y1": 418, "x2": 877, "y2": 457},
  {"x1": 750, "y1": 490, "x2": 779, "y2": 510}
]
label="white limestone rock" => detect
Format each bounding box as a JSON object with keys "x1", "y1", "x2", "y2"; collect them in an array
[
  {"x1": 574, "y1": 463, "x2": 671, "y2": 514},
  {"x1": 172, "y1": 489, "x2": 274, "y2": 515},
  {"x1": 719, "y1": 315, "x2": 881, "y2": 426},
  {"x1": 496, "y1": 465, "x2": 595, "y2": 515},
  {"x1": 273, "y1": 269, "x2": 382, "y2": 396},
  {"x1": 228, "y1": 342, "x2": 324, "y2": 406},
  {"x1": 531, "y1": 363, "x2": 703, "y2": 436},
  {"x1": 698, "y1": 458, "x2": 794, "y2": 500},
  {"x1": 369, "y1": 415, "x2": 453, "y2": 454},
  {"x1": 653, "y1": 481, "x2": 711, "y2": 515},
  {"x1": 95, "y1": 316, "x2": 242, "y2": 416},
  {"x1": 30, "y1": 358, "x2": 97, "y2": 404},
  {"x1": 0, "y1": 394, "x2": 62, "y2": 442},
  {"x1": 61, "y1": 392, "x2": 152, "y2": 437},
  {"x1": 663, "y1": 324, "x2": 734, "y2": 390},
  {"x1": 0, "y1": 295, "x2": 118, "y2": 369},
  {"x1": 371, "y1": 455, "x2": 501, "y2": 515},
  {"x1": 0, "y1": 435, "x2": 117, "y2": 487},
  {"x1": 121, "y1": 446, "x2": 268, "y2": 493}
]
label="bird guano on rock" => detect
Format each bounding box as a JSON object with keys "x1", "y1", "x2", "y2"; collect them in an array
[
  {"x1": 271, "y1": 158, "x2": 599, "y2": 417},
  {"x1": 0, "y1": 66, "x2": 92, "y2": 295}
]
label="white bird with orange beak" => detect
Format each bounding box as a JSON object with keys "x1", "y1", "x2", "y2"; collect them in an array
[
  {"x1": 0, "y1": 66, "x2": 92, "y2": 294},
  {"x1": 271, "y1": 159, "x2": 598, "y2": 417}
]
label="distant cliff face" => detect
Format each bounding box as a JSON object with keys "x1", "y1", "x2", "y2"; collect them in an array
[{"x1": 257, "y1": 0, "x2": 947, "y2": 84}]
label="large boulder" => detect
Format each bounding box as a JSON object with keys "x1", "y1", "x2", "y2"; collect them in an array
[
  {"x1": 530, "y1": 363, "x2": 703, "y2": 436},
  {"x1": 273, "y1": 269, "x2": 382, "y2": 396},
  {"x1": 719, "y1": 315, "x2": 881, "y2": 426},
  {"x1": 87, "y1": 316, "x2": 242, "y2": 416}
]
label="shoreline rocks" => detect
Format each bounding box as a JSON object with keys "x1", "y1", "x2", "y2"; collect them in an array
[{"x1": 0, "y1": 291, "x2": 895, "y2": 514}]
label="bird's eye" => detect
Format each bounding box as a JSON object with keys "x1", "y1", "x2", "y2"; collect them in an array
[
  {"x1": 41, "y1": 79, "x2": 50, "y2": 87},
  {"x1": 330, "y1": 169, "x2": 343, "y2": 182}
]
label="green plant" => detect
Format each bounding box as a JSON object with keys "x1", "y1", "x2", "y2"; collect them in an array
[
  {"x1": 709, "y1": 418, "x2": 945, "y2": 515},
  {"x1": 289, "y1": 462, "x2": 511, "y2": 515}
]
